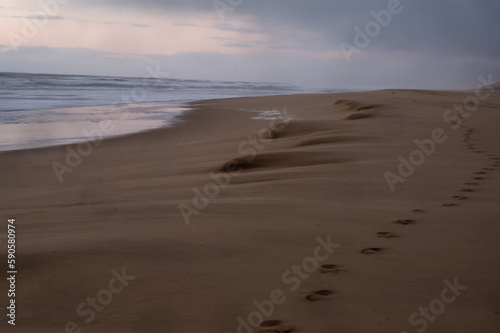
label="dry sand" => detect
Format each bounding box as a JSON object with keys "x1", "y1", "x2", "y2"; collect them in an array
[{"x1": 1, "y1": 88, "x2": 500, "y2": 333}]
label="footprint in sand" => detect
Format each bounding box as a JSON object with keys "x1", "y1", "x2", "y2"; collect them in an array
[
  {"x1": 377, "y1": 231, "x2": 399, "y2": 238},
  {"x1": 305, "y1": 290, "x2": 336, "y2": 302},
  {"x1": 443, "y1": 203, "x2": 458, "y2": 207},
  {"x1": 391, "y1": 219, "x2": 416, "y2": 225},
  {"x1": 360, "y1": 247, "x2": 384, "y2": 254},
  {"x1": 260, "y1": 320, "x2": 283, "y2": 327},
  {"x1": 459, "y1": 188, "x2": 475, "y2": 193},
  {"x1": 452, "y1": 195, "x2": 468, "y2": 200},
  {"x1": 412, "y1": 209, "x2": 427, "y2": 214},
  {"x1": 258, "y1": 320, "x2": 295, "y2": 333},
  {"x1": 318, "y1": 264, "x2": 341, "y2": 274}
]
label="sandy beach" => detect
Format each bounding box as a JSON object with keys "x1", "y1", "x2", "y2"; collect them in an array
[{"x1": 1, "y1": 87, "x2": 500, "y2": 333}]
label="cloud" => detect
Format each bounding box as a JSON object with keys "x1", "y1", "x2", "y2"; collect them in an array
[
  {"x1": 45, "y1": 0, "x2": 500, "y2": 60},
  {"x1": 69, "y1": 0, "x2": 215, "y2": 14},
  {"x1": 211, "y1": 23, "x2": 263, "y2": 35},
  {"x1": 0, "y1": 5, "x2": 33, "y2": 11},
  {"x1": 1, "y1": 12, "x2": 151, "y2": 29},
  {"x1": 1, "y1": 15, "x2": 64, "y2": 20},
  {"x1": 98, "y1": 20, "x2": 152, "y2": 28},
  {"x1": 173, "y1": 22, "x2": 203, "y2": 27},
  {"x1": 1, "y1": 0, "x2": 499, "y2": 89},
  {"x1": 223, "y1": 43, "x2": 251, "y2": 48}
]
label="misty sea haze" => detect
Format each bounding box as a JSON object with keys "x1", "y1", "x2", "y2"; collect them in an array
[{"x1": 0, "y1": 72, "x2": 347, "y2": 152}]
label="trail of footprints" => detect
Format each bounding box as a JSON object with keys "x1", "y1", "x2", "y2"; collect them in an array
[
  {"x1": 443, "y1": 126, "x2": 500, "y2": 207},
  {"x1": 257, "y1": 320, "x2": 294, "y2": 333},
  {"x1": 261, "y1": 126, "x2": 500, "y2": 332},
  {"x1": 260, "y1": 211, "x2": 422, "y2": 331}
]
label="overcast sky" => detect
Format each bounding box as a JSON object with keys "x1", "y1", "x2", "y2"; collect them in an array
[{"x1": 1, "y1": 0, "x2": 499, "y2": 89}]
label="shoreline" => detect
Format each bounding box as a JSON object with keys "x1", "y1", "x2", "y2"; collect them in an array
[
  {"x1": 0, "y1": 100, "x2": 193, "y2": 153},
  {"x1": 0, "y1": 91, "x2": 342, "y2": 154},
  {"x1": 0, "y1": 89, "x2": 499, "y2": 332},
  {"x1": 0, "y1": 91, "x2": 336, "y2": 154}
]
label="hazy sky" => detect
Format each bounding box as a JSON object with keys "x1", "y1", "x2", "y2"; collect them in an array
[{"x1": 1, "y1": 0, "x2": 499, "y2": 89}]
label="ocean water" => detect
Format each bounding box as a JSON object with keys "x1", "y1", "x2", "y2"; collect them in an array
[{"x1": 0, "y1": 72, "x2": 342, "y2": 151}]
